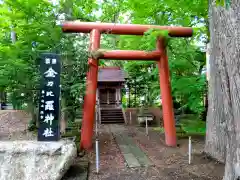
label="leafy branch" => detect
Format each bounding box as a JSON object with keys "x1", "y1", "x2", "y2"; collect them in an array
[
  {"x1": 144, "y1": 28, "x2": 171, "y2": 46},
  {"x1": 216, "y1": 0, "x2": 231, "y2": 9}
]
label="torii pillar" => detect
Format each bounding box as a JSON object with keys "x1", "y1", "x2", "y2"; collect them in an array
[{"x1": 62, "y1": 21, "x2": 193, "y2": 150}]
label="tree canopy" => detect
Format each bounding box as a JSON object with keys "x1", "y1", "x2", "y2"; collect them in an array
[{"x1": 0, "y1": 0, "x2": 207, "y2": 118}]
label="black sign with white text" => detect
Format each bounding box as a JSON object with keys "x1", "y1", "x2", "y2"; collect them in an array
[{"x1": 38, "y1": 53, "x2": 61, "y2": 141}]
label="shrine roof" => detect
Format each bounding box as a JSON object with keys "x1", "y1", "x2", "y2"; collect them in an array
[{"x1": 98, "y1": 66, "x2": 126, "y2": 82}]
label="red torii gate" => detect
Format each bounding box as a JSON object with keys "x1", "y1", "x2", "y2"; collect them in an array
[{"x1": 62, "y1": 21, "x2": 193, "y2": 150}]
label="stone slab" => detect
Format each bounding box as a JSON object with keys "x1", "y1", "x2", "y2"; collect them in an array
[
  {"x1": 114, "y1": 135, "x2": 125, "y2": 145},
  {"x1": 130, "y1": 147, "x2": 153, "y2": 167},
  {"x1": 122, "y1": 134, "x2": 152, "y2": 166},
  {"x1": 115, "y1": 133, "x2": 153, "y2": 167},
  {"x1": 0, "y1": 140, "x2": 77, "y2": 180},
  {"x1": 115, "y1": 134, "x2": 141, "y2": 167},
  {"x1": 118, "y1": 145, "x2": 131, "y2": 154},
  {"x1": 123, "y1": 153, "x2": 141, "y2": 168}
]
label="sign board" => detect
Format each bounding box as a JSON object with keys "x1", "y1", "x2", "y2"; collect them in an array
[{"x1": 38, "y1": 53, "x2": 61, "y2": 141}]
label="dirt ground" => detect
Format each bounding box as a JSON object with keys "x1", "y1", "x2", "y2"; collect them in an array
[
  {"x1": 88, "y1": 124, "x2": 224, "y2": 180},
  {"x1": 0, "y1": 110, "x2": 36, "y2": 140},
  {"x1": 0, "y1": 111, "x2": 225, "y2": 180}
]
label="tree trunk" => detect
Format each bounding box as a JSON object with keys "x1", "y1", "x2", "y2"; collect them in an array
[
  {"x1": 60, "y1": 97, "x2": 67, "y2": 134},
  {"x1": 134, "y1": 79, "x2": 137, "y2": 107},
  {"x1": 205, "y1": 48, "x2": 226, "y2": 162},
  {"x1": 28, "y1": 101, "x2": 39, "y2": 128},
  {"x1": 128, "y1": 85, "x2": 131, "y2": 108},
  {"x1": 206, "y1": 1, "x2": 240, "y2": 179}
]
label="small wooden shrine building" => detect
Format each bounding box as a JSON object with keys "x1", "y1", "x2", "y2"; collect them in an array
[
  {"x1": 97, "y1": 67, "x2": 126, "y2": 108},
  {"x1": 97, "y1": 67, "x2": 126, "y2": 123}
]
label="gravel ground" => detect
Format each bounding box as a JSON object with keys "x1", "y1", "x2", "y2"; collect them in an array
[
  {"x1": 0, "y1": 110, "x2": 36, "y2": 140},
  {"x1": 133, "y1": 126, "x2": 224, "y2": 179},
  {"x1": 0, "y1": 111, "x2": 224, "y2": 180},
  {"x1": 88, "y1": 124, "x2": 224, "y2": 180}
]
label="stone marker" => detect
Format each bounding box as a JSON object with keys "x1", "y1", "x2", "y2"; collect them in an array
[{"x1": 0, "y1": 140, "x2": 77, "y2": 180}]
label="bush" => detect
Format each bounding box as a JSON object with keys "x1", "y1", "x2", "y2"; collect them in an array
[
  {"x1": 27, "y1": 119, "x2": 37, "y2": 131},
  {"x1": 180, "y1": 118, "x2": 206, "y2": 134},
  {"x1": 153, "y1": 114, "x2": 206, "y2": 137}
]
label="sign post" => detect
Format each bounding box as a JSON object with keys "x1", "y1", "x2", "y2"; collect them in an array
[{"x1": 38, "y1": 53, "x2": 61, "y2": 141}]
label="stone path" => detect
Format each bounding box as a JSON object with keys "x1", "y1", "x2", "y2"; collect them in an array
[
  {"x1": 88, "y1": 125, "x2": 161, "y2": 180},
  {"x1": 88, "y1": 124, "x2": 224, "y2": 180},
  {"x1": 111, "y1": 125, "x2": 153, "y2": 168}
]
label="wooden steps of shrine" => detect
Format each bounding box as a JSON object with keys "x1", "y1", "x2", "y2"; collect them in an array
[{"x1": 100, "y1": 108, "x2": 125, "y2": 124}]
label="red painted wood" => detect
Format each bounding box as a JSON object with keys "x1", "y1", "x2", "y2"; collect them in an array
[
  {"x1": 156, "y1": 38, "x2": 177, "y2": 147},
  {"x1": 80, "y1": 29, "x2": 100, "y2": 150},
  {"x1": 62, "y1": 21, "x2": 193, "y2": 37},
  {"x1": 99, "y1": 50, "x2": 161, "y2": 60},
  {"x1": 62, "y1": 21, "x2": 192, "y2": 150}
]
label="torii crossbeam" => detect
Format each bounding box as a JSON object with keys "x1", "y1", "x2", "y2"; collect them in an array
[{"x1": 62, "y1": 21, "x2": 193, "y2": 150}]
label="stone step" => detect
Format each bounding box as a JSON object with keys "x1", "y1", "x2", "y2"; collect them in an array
[
  {"x1": 100, "y1": 108, "x2": 124, "y2": 124},
  {"x1": 101, "y1": 119, "x2": 124, "y2": 121},
  {"x1": 101, "y1": 120, "x2": 124, "y2": 123},
  {"x1": 101, "y1": 114, "x2": 123, "y2": 117},
  {"x1": 101, "y1": 121, "x2": 124, "y2": 124},
  {"x1": 101, "y1": 116, "x2": 124, "y2": 119},
  {"x1": 101, "y1": 112, "x2": 123, "y2": 114},
  {"x1": 101, "y1": 118, "x2": 124, "y2": 121},
  {"x1": 101, "y1": 120, "x2": 124, "y2": 122},
  {"x1": 101, "y1": 109, "x2": 122, "y2": 111},
  {"x1": 101, "y1": 116, "x2": 123, "y2": 119}
]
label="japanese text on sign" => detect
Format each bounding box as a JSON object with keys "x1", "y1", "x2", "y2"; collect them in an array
[{"x1": 38, "y1": 53, "x2": 60, "y2": 141}]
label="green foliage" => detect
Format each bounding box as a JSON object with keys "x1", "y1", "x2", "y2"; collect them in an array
[
  {"x1": 144, "y1": 29, "x2": 170, "y2": 47},
  {"x1": 0, "y1": 0, "x2": 208, "y2": 125},
  {"x1": 216, "y1": 0, "x2": 225, "y2": 7},
  {"x1": 153, "y1": 115, "x2": 206, "y2": 135},
  {"x1": 144, "y1": 29, "x2": 170, "y2": 39},
  {"x1": 216, "y1": 0, "x2": 231, "y2": 9},
  {"x1": 28, "y1": 119, "x2": 37, "y2": 131},
  {"x1": 0, "y1": 0, "x2": 91, "y2": 121},
  {"x1": 225, "y1": 0, "x2": 231, "y2": 9},
  {"x1": 180, "y1": 119, "x2": 206, "y2": 133},
  {"x1": 107, "y1": 0, "x2": 208, "y2": 116}
]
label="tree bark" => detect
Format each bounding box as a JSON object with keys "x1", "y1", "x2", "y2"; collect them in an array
[
  {"x1": 28, "y1": 101, "x2": 39, "y2": 128},
  {"x1": 60, "y1": 97, "x2": 67, "y2": 134},
  {"x1": 205, "y1": 42, "x2": 226, "y2": 163},
  {"x1": 128, "y1": 84, "x2": 131, "y2": 108},
  {"x1": 206, "y1": 1, "x2": 240, "y2": 179}
]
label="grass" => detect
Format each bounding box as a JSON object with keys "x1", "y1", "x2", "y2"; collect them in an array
[
  {"x1": 180, "y1": 119, "x2": 206, "y2": 134},
  {"x1": 153, "y1": 114, "x2": 206, "y2": 137},
  {"x1": 153, "y1": 126, "x2": 184, "y2": 133}
]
